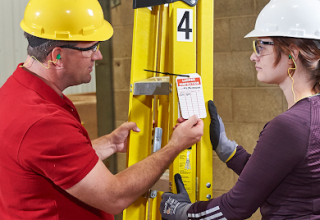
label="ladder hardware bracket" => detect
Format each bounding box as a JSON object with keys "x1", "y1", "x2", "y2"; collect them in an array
[
  {"x1": 133, "y1": 77, "x2": 170, "y2": 96},
  {"x1": 133, "y1": 0, "x2": 198, "y2": 9}
]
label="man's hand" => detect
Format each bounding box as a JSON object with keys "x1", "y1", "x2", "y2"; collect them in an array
[
  {"x1": 169, "y1": 115, "x2": 203, "y2": 152},
  {"x1": 160, "y1": 174, "x2": 192, "y2": 220},
  {"x1": 92, "y1": 122, "x2": 140, "y2": 160},
  {"x1": 172, "y1": 117, "x2": 187, "y2": 130},
  {"x1": 109, "y1": 122, "x2": 140, "y2": 153}
]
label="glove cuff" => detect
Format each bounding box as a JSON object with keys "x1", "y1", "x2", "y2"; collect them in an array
[
  {"x1": 216, "y1": 138, "x2": 237, "y2": 162},
  {"x1": 225, "y1": 146, "x2": 237, "y2": 162},
  {"x1": 176, "y1": 203, "x2": 192, "y2": 220}
]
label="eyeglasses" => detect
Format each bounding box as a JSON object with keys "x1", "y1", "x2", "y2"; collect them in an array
[
  {"x1": 253, "y1": 40, "x2": 274, "y2": 57},
  {"x1": 46, "y1": 42, "x2": 100, "y2": 57}
]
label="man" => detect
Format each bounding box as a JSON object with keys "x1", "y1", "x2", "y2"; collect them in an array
[{"x1": 0, "y1": 0, "x2": 204, "y2": 219}]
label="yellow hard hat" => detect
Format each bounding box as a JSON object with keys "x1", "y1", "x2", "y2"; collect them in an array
[{"x1": 20, "y1": 0, "x2": 113, "y2": 42}]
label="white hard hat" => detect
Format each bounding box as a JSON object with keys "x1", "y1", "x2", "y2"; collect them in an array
[{"x1": 245, "y1": 0, "x2": 320, "y2": 40}]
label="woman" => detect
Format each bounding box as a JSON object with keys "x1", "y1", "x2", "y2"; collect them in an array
[{"x1": 160, "y1": 0, "x2": 320, "y2": 219}]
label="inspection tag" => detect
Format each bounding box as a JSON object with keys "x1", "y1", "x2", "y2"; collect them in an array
[{"x1": 176, "y1": 73, "x2": 206, "y2": 119}]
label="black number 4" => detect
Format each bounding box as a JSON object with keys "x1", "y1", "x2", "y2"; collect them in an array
[{"x1": 178, "y1": 11, "x2": 192, "y2": 40}]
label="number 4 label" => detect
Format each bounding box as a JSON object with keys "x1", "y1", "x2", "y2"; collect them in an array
[{"x1": 177, "y1": 9, "x2": 193, "y2": 42}]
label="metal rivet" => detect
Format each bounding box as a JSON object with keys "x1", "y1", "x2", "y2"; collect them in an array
[
  {"x1": 206, "y1": 183, "x2": 211, "y2": 188},
  {"x1": 150, "y1": 190, "x2": 157, "y2": 198},
  {"x1": 206, "y1": 194, "x2": 211, "y2": 199}
]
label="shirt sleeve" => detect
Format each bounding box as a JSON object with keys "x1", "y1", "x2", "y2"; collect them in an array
[
  {"x1": 226, "y1": 145, "x2": 251, "y2": 176},
  {"x1": 18, "y1": 111, "x2": 99, "y2": 190},
  {"x1": 187, "y1": 114, "x2": 308, "y2": 219}
]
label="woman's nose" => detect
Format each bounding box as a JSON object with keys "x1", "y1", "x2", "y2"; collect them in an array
[{"x1": 250, "y1": 52, "x2": 259, "y2": 62}]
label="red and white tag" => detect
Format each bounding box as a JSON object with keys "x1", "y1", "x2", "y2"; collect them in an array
[{"x1": 176, "y1": 73, "x2": 206, "y2": 119}]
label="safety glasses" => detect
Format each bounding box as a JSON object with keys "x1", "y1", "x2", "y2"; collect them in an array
[
  {"x1": 253, "y1": 40, "x2": 274, "y2": 57},
  {"x1": 47, "y1": 42, "x2": 100, "y2": 58},
  {"x1": 60, "y1": 42, "x2": 100, "y2": 58}
]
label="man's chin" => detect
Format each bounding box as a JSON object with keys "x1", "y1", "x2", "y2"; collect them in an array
[
  {"x1": 72, "y1": 78, "x2": 91, "y2": 86},
  {"x1": 83, "y1": 78, "x2": 91, "y2": 84},
  {"x1": 84, "y1": 72, "x2": 92, "y2": 84}
]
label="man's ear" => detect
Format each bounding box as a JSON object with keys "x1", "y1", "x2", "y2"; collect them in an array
[{"x1": 50, "y1": 48, "x2": 63, "y2": 68}]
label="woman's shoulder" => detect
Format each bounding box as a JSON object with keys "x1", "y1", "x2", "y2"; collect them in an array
[
  {"x1": 260, "y1": 99, "x2": 312, "y2": 139},
  {"x1": 272, "y1": 98, "x2": 312, "y2": 128}
]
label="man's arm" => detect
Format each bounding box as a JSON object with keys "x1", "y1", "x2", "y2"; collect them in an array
[{"x1": 66, "y1": 115, "x2": 203, "y2": 214}]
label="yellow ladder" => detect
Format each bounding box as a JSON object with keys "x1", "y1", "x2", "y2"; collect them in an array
[{"x1": 123, "y1": 0, "x2": 213, "y2": 219}]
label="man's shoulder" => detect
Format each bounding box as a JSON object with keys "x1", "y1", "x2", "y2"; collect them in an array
[{"x1": 1, "y1": 92, "x2": 77, "y2": 141}]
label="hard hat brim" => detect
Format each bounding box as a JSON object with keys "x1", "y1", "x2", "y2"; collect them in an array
[
  {"x1": 21, "y1": 19, "x2": 114, "y2": 42},
  {"x1": 245, "y1": 29, "x2": 320, "y2": 40},
  {"x1": 244, "y1": 30, "x2": 271, "y2": 38}
]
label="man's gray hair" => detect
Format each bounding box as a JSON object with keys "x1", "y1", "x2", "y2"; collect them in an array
[{"x1": 24, "y1": 32, "x2": 78, "y2": 62}]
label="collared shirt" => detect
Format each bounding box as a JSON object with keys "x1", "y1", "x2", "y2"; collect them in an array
[{"x1": 0, "y1": 64, "x2": 114, "y2": 220}]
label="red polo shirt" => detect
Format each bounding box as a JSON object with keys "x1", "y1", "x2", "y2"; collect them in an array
[{"x1": 0, "y1": 64, "x2": 114, "y2": 220}]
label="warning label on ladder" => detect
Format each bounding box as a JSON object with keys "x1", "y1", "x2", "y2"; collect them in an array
[{"x1": 179, "y1": 150, "x2": 192, "y2": 194}]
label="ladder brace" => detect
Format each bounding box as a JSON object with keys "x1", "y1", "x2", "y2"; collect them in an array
[{"x1": 133, "y1": 0, "x2": 198, "y2": 9}]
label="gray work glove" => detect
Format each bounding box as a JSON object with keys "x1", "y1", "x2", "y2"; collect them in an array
[
  {"x1": 208, "y1": 100, "x2": 237, "y2": 162},
  {"x1": 160, "y1": 174, "x2": 192, "y2": 220}
]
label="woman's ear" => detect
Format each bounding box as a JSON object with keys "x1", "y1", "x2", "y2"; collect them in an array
[{"x1": 288, "y1": 44, "x2": 300, "y2": 61}]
